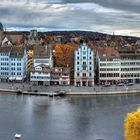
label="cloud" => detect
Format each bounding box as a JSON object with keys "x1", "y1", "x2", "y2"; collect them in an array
[{"x1": 0, "y1": 0, "x2": 140, "y2": 36}]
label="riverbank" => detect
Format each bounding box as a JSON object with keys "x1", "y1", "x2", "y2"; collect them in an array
[
  {"x1": 0, "y1": 82, "x2": 140, "y2": 96},
  {"x1": 0, "y1": 86, "x2": 140, "y2": 96}
]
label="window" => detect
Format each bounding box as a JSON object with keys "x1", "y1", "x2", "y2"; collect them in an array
[
  {"x1": 11, "y1": 67, "x2": 15, "y2": 71},
  {"x1": 83, "y1": 73, "x2": 86, "y2": 77},
  {"x1": 77, "y1": 61, "x2": 79, "y2": 65},
  {"x1": 89, "y1": 62, "x2": 92, "y2": 64},
  {"x1": 83, "y1": 56, "x2": 86, "y2": 59},
  {"x1": 11, "y1": 63, "x2": 15, "y2": 66},
  {"x1": 83, "y1": 51, "x2": 86, "y2": 55},
  {"x1": 83, "y1": 62, "x2": 86, "y2": 65},
  {"x1": 89, "y1": 56, "x2": 92, "y2": 59},
  {"x1": 77, "y1": 67, "x2": 79, "y2": 71},
  {"x1": 17, "y1": 68, "x2": 21, "y2": 71},
  {"x1": 89, "y1": 67, "x2": 92, "y2": 71},
  {"x1": 17, "y1": 72, "x2": 21, "y2": 75},
  {"x1": 89, "y1": 73, "x2": 92, "y2": 77},
  {"x1": 11, "y1": 72, "x2": 15, "y2": 75},
  {"x1": 83, "y1": 67, "x2": 86, "y2": 70},
  {"x1": 77, "y1": 73, "x2": 79, "y2": 77},
  {"x1": 77, "y1": 56, "x2": 79, "y2": 59},
  {"x1": 17, "y1": 63, "x2": 21, "y2": 66}
]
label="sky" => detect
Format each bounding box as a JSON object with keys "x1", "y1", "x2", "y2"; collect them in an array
[{"x1": 1, "y1": 0, "x2": 140, "y2": 36}]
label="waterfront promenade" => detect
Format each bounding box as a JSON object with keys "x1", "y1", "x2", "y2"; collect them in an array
[{"x1": 0, "y1": 82, "x2": 140, "y2": 95}]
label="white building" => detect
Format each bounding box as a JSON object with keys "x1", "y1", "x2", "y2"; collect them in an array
[
  {"x1": 30, "y1": 45, "x2": 53, "y2": 85},
  {"x1": 96, "y1": 47, "x2": 140, "y2": 84},
  {"x1": 96, "y1": 47, "x2": 120, "y2": 84},
  {"x1": 120, "y1": 51, "x2": 140, "y2": 83},
  {"x1": 74, "y1": 42, "x2": 94, "y2": 86},
  {"x1": 30, "y1": 64, "x2": 51, "y2": 86}
]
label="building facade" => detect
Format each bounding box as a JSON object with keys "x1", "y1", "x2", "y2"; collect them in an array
[
  {"x1": 97, "y1": 47, "x2": 140, "y2": 84},
  {"x1": 0, "y1": 46, "x2": 27, "y2": 82},
  {"x1": 96, "y1": 47, "x2": 120, "y2": 85},
  {"x1": 30, "y1": 64, "x2": 51, "y2": 86},
  {"x1": 30, "y1": 45, "x2": 53, "y2": 85},
  {"x1": 74, "y1": 43, "x2": 94, "y2": 86},
  {"x1": 51, "y1": 67, "x2": 70, "y2": 85},
  {"x1": 120, "y1": 51, "x2": 140, "y2": 83}
]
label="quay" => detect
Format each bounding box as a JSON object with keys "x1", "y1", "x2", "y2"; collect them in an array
[
  {"x1": 0, "y1": 86, "x2": 140, "y2": 97},
  {"x1": 0, "y1": 82, "x2": 140, "y2": 96}
]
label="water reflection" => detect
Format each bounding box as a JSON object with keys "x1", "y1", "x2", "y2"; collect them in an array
[{"x1": 0, "y1": 93, "x2": 139, "y2": 140}]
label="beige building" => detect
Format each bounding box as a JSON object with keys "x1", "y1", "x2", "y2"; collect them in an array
[
  {"x1": 30, "y1": 45, "x2": 53, "y2": 85},
  {"x1": 51, "y1": 67, "x2": 70, "y2": 85}
]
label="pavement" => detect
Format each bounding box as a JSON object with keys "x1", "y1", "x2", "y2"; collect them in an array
[{"x1": 0, "y1": 82, "x2": 140, "y2": 94}]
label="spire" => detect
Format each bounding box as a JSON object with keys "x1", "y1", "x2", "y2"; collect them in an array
[{"x1": 0, "y1": 22, "x2": 3, "y2": 31}]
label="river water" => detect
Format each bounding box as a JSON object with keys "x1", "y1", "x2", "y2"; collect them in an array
[{"x1": 0, "y1": 93, "x2": 139, "y2": 140}]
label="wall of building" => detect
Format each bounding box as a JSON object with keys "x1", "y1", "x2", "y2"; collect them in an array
[
  {"x1": 74, "y1": 43, "x2": 94, "y2": 86},
  {"x1": 0, "y1": 48, "x2": 27, "y2": 82}
]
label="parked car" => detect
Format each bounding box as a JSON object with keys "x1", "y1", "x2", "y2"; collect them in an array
[
  {"x1": 126, "y1": 83, "x2": 134, "y2": 86},
  {"x1": 117, "y1": 83, "x2": 125, "y2": 86},
  {"x1": 103, "y1": 83, "x2": 111, "y2": 87}
]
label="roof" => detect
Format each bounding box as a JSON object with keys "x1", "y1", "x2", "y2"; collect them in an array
[
  {"x1": 33, "y1": 45, "x2": 51, "y2": 58},
  {"x1": 5, "y1": 31, "x2": 24, "y2": 35},
  {"x1": 0, "y1": 46, "x2": 11, "y2": 53},
  {"x1": 97, "y1": 47, "x2": 120, "y2": 60},
  {"x1": 31, "y1": 64, "x2": 51, "y2": 72},
  {"x1": 10, "y1": 46, "x2": 24, "y2": 57}
]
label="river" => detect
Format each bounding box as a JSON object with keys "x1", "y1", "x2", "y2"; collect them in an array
[{"x1": 0, "y1": 93, "x2": 139, "y2": 140}]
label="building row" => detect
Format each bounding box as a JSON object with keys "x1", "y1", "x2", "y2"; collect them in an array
[
  {"x1": 30, "y1": 46, "x2": 70, "y2": 86},
  {"x1": 0, "y1": 42, "x2": 139, "y2": 86},
  {"x1": 74, "y1": 43, "x2": 140, "y2": 86},
  {"x1": 96, "y1": 47, "x2": 140, "y2": 85},
  {"x1": 0, "y1": 45, "x2": 70, "y2": 86}
]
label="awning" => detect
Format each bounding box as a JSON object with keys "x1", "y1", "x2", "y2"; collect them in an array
[
  {"x1": 16, "y1": 77, "x2": 23, "y2": 80},
  {"x1": 61, "y1": 76, "x2": 69, "y2": 79},
  {"x1": 9, "y1": 77, "x2": 16, "y2": 80}
]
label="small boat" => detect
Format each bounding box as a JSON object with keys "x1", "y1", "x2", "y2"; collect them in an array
[
  {"x1": 48, "y1": 90, "x2": 66, "y2": 97},
  {"x1": 16, "y1": 89, "x2": 23, "y2": 94},
  {"x1": 57, "y1": 90, "x2": 66, "y2": 96},
  {"x1": 48, "y1": 92, "x2": 57, "y2": 97}
]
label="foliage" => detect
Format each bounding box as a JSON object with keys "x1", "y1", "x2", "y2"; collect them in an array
[
  {"x1": 124, "y1": 108, "x2": 140, "y2": 140},
  {"x1": 15, "y1": 39, "x2": 23, "y2": 45},
  {"x1": 54, "y1": 43, "x2": 77, "y2": 68}
]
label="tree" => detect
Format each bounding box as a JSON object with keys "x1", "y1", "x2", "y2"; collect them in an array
[
  {"x1": 55, "y1": 44, "x2": 65, "y2": 67},
  {"x1": 54, "y1": 43, "x2": 76, "y2": 68},
  {"x1": 124, "y1": 108, "x2": 140, "y2": 140}
]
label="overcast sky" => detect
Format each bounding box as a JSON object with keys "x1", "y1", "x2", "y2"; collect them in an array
[{"x1": 1, "y1": 0, "x2": 140, "y2": 36}]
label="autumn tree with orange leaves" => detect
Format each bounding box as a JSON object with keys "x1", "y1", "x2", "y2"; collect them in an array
[{"x1": 54, "y1": 43, "x2": 77, "y2": 68}]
